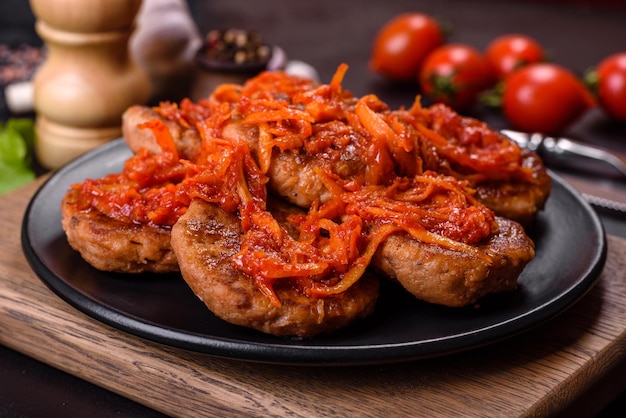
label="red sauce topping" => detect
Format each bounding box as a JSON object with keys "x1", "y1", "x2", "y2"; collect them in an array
[
  {"x1": 70, "y1": 131, "x2": 189, "y2": 228},
  {"x1": 68, "y1": 64, "x2": 529, "y2": 305}
]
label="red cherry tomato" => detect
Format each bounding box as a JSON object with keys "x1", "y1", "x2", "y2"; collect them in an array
[
  {"x1": 419, "y1": 43, "x2": 494, "y2": 111},
  {"x1": 502, "y1": 63, "x2": 595, "y2": 134},
  {"x1": 370, "y1": 13, "x2": 445, "y2": 82},
  {"x1": 485, "y1": 34, "x2": 545, "y2": 79},
  {"x1": 595, "y1": 52, "x2": 626, "y2": 121}
]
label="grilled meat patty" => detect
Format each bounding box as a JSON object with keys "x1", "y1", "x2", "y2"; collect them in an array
[
  {"x1": 372, "y1": 216, "x2": 535, "y2": 307},
  {"x1": 122, "y1": 105, "x2": 201, "y2": 161},
  {"x1": 61, "y1": 188, "x2": 179, "y2": 273},
  {"x1": 473, "y1": 150, "x2": 551, "y2": 226},
  {"x1": 170, "y1": 198, "x2": 379, "y2": 337}
]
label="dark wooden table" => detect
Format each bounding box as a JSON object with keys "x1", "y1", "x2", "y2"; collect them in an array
[{"x1": 2, "y1": 1, "x2": 626, "y2": 416}]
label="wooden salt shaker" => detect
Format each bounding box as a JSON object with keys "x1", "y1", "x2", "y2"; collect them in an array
[{"x1": 30, "y1": 0, "x2": 151, "y2": 170}]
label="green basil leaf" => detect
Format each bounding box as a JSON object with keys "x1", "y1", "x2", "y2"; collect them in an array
[
  {"x1": 0, "y1": 118, "x2": 36, "y2": 195},
  {"x1": 7, "y1": 118, "x2": 35, "y2": 151},
  {"x1": 0, "y1": 159, "x2": 35, "y2": 194}
]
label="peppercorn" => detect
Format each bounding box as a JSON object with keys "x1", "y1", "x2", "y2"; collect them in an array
[{"x1": 201, "y1": 29, "x2": 270, "y2": 66}]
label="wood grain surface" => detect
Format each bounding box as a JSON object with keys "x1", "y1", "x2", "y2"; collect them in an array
[{"x1": 1, "y1": 179, "x2": 626, "y2": 417}]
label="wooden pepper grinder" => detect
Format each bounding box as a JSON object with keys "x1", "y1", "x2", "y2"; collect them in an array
[{"x1": 30, "y1": 0, "x2": 151, "y2": 170}]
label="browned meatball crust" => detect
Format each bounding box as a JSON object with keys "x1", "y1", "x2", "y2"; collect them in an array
[
  {"x1": 122, "y1": 105, "x2": 201, "y2": 160},
  {"x1": 61, "y1": 188, "x2": 178, "y2": 273},
  {"x1": 474, "y1": 150, "x2": 551, "y2": 227},
  {"x1": 372, "y1": 216, "x2": 535, "y2": 307},
  {"x1": 170, "y1": 198, "x2": 380, "y2": 338}
]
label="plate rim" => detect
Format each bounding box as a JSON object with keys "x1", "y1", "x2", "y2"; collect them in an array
[{"x1": 20, "y1": 138, "x2": 607, "y2": 366}]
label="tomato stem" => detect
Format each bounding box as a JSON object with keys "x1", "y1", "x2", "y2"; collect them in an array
[
  {"x1": 583, "y1": 68, "x2": 599, "y2": 97},
  {"x1": 479, "y1": 82, "x2": 504, "y2": 108}
]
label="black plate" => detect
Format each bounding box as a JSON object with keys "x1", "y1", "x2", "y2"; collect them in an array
[{"x1": 21, "y1": 139, "x2": 607, "y2": 366}]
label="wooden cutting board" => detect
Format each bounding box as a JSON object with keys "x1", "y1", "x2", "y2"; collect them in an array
[{"x1": 2, "y1": 178, "x2": 626, "y2": 417}]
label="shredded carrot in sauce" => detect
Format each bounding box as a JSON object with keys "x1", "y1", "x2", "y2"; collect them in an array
[
  {"x1": 69, "y1": 64, "x2": 536, "y2": 306},
  {"x1": 69, "y1": 148, "x2": 189, "y2": 228},
  {"x1": 406, "y1": 102, "x2": 535, "y2": 183}
]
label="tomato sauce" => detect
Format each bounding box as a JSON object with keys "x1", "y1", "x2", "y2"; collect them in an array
[{"x1": 69, "y1": 64, "x2": 525, "y2": 305}]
